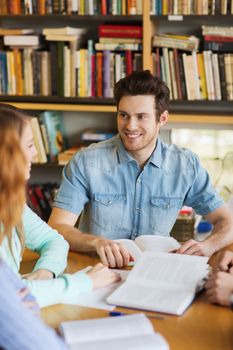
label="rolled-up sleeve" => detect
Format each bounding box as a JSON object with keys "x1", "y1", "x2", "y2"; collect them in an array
[
  {"x1": 184, "y1": 153, "x2": 224, "y2": 215},
  {"x1": 23, "y1": 271, "x2": 93, "y2": 308},
  {"x1": 53, "y1": 151, "x2": 90, "y2": 215}
]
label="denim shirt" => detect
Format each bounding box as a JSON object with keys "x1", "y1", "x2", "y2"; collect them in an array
[{"x1": 54, "y1": 135, "x2": 223, "y2": 240}]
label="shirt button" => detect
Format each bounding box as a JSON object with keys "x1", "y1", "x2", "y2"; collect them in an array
[
  {"x1": 138, "y1": 179, "x2": 141, "y2": 183},
  {"x1": 108, "y1": 200, "x2": 112, "y2": 204},
  {"x1": 166, "y1": 204, "x2": 170, "y2": 208},
  {"x1": 136, "y1": 207, "x2": 140, "y2": 210}
]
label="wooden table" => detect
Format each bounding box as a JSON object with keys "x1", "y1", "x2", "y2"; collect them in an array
[{"x1": 21, "y1": 249, "x2": 233, "y2": 350}]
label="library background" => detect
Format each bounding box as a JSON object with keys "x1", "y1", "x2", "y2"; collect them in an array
[{"x1": 0, "y1": 0, "x2": 232, "y2": 239}]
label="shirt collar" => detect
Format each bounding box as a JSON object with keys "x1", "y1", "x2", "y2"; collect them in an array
[
  {"x1": 114, "y1": 134, "x2": 163, "y2": 168},
  {"x1": 149, "y1": 138, "x2": 163, "y2": 168}
]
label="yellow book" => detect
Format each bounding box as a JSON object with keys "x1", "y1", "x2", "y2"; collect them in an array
[
  {"x1": 121, "y1": 0, "x2": 126, "y2": 15},
  {"x1": 79, "y1": 49, "x2": 87, "y2": 97},
  {"x1": 197, "y1": 53, "x2": 208, "y2": 100}
]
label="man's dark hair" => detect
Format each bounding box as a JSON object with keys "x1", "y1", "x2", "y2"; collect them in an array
[{"x1": 114, "y1": 70, "x2": 170, "y2": 122}]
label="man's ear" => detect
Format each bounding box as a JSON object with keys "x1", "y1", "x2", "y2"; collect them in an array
[{"x1": 159, "y1": 110, "x2": 169, "y2": 126}]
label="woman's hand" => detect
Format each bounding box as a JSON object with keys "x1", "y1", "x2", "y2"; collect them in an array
[{"x1": 87, "y1": 263, "x2": 121, "y2": 289}]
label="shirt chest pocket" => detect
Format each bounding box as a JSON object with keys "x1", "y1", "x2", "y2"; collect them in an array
[
  {"x1": 149, "y1": 196, "x2": 183, "y2": 235},
  {"x1": 91, "y1": 193, "x2": 126, "y2": 235}
]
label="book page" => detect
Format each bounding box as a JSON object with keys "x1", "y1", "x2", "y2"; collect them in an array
[
  {"x1": 59, "y1": 314, "x2": 154, "y2": 346},
  {"x1": 129, "y1": 252, "x2": 208, "y2": 290},
  {"x1": 70, "y1": 333, "x2": 169, "y2": 350},
  {"x1": 135, "y1": 235, "x2": 180, "y2": 252},
  {"x1": 107, "y1": 280, "x2": 194, "y2": 316},
  {"x1": 107, "y1": 251, "x2": 209, "y2": 314}
]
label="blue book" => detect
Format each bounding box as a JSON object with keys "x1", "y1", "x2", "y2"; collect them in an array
[{"x1": 40, "y1": 111, "x2": 67, "y2": 162}]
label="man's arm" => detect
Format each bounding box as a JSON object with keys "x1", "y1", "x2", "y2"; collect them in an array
[
  {"x1": 48, "y1": 207, "x2": 132, "y2": 268},
  {"x1": 176, "y1": 206, "x2": 233, "y2": 257}
]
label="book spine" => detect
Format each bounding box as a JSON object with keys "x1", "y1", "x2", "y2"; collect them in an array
[
  {"x1": 96, "y1": 52, "x2": 103, "y2": 97},
  {"x1": 103, "y1": 50, "x2": 111, "y2": 98},
  {"x1": 218, "y1": 53, "x2": 228, "y2": 100}
]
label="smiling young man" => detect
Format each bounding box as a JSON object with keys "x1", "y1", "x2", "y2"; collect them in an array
[{"x1": 48, "y1": 70, "x2": 233, "y2": 268}]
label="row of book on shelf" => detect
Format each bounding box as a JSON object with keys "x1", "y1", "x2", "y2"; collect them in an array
[
  {"x1": 151, "y1": 26, "x2": 233, "y2": 101},
  {"x1": 152, "y1": 49, "x2": 233, "y2": 101},
  {"x1": 150, "y1": 0, "x2": 233, "y2": 15},
  {"x1": 0, "y1": 25, "x2": 143, "y2": 97},
  {"x1": 0, "y1": 0, "x2": 142, "y2": 15},
  {"x1": 31, "y1": 108, "x2": 117, "y2": 166}
]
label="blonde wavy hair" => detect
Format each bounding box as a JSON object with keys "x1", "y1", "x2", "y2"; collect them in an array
[{"x1": 0, "y1": 104, "x2": 29, "y2": 251}]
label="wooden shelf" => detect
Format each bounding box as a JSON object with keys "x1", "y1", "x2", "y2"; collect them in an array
[
  {"x1": 0, "y1": 14, "x2": 142, "y2": 20},
  {"x1": 150, "y1": 14, "x2": 233, "y2": 21},
  {"x1": 2, "y1": 100, "x2": 232, "y2": 124}
]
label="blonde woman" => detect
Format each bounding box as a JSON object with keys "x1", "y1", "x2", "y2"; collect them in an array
[{"x1": 0, "y1": 103, "x2": 119, "y2": 309}]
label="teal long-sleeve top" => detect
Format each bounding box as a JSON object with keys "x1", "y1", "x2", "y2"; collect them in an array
[{"x1": 0, "y1": 205, "x2": 93, "y2": 308}]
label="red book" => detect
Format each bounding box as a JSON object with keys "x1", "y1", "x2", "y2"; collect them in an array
[
  {"x1": 204, "y1": 35, "x2": 233, "y2": 42},
  {"x1": 125, "y1": 50, "x2": 133, "y2": 75},
  {"x1": 101, "y1": 0, "x2": 107, "y2": 15},
  {"x1": 98, "y1": 25, "x2": 142, "y2": 39},
  {"x1": 96, "y1": 52, "x2": 103, "y2": 97}
]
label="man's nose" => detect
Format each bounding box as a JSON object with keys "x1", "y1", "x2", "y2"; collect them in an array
[{"x1": 125, "y1": 117, "x2": 138, "y2": 129}]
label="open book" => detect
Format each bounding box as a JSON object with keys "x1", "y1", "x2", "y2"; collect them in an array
[
  {"x1": 107, "y1": 251, "x2": 209, "y2": 316},
  {"x1": 115, "y1": 235, "x2": 180, "y2": 264},
  {"x1": 59, "y1": 313, "x2": 169, "y2": 350}
]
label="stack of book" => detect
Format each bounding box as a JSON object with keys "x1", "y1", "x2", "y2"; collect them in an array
[
  {"x1": 58, "y1": 146, "x2": 83, "y2": 166},
  {"x1": 202, "y1": 26, "x2": 233, "y2": 52},
  {"x1": 94, "y1": 24, "x2": 142, "y2": 97},
  {"x1": 152, "y1": 34, "x2": 200, "y2": 52},
  {"x1": 43, "y1": 27, "x2": 87, "y2": 97}
]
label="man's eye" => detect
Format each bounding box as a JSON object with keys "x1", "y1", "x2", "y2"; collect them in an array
[{"x1": 120, "y1": 113, "x2": 127, "y2": 118}]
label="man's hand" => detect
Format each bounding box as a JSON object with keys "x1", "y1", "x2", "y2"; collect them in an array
[
  {"x1": 205, "y1": 271, "x2": 233, "y2": 306},
  {"x1": 217, "y1": 250, "x2": 233, "y2": 274},
  {"x1": 93, "y1": 238, "x2": 134, "y2": 268},
  {"x1": 22, "y1": 269, "x2": 54, "y2": 280},
  {"x1": 176, "y1": 239, "x2": 214, "y2": 257},
  {"x1": 87, "y1": 263, "x2": 121, "y2": 289}
]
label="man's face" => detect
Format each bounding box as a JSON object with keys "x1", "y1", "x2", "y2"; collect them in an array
[{"x1": 117, "y1": 95, "x2": 166, "y2": 160}]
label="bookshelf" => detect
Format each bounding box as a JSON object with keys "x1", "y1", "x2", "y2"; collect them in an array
[
  {"x1": 0, "y1": 0, "x2": 232, "y2": 124},
  {"x1": 1, "y1": 0, "x2": 232, "y2": 220}
]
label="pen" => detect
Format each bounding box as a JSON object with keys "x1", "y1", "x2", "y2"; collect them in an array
[{"x1": 109, "y1": 311, "x2": 164, "y2": 320}]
